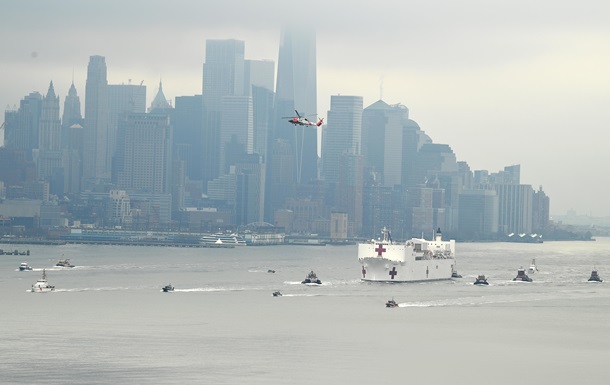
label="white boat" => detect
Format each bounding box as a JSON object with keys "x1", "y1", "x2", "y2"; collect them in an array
[
  {"x1": 527, "y1": 259, "x2": 538, "y2": 274},
  {"x1": 31, "y1": 269, "x2": 55, "y2": 292},
  {"x1": 19, "y1": 262, "x2": 33, "y2": 271},
  {"x1": 358, "y1": 227, "x2": 456, "y2": 282},
  {"x1": 200, "y1": 233, "x2": 247, "y2": 247}
]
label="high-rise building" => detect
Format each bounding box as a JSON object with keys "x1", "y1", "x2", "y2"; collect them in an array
[
  {"x1": 532, "y1": 186, "x2": 550, "y2": 234},
  {"x1": 173, "y1": 95, "x2": 203, "y2": 180},
  {"x1": 322, "y1": 95, "x2": 362, "y2": 182},
  {"x1": 219, "y1": 96, "x2": 253, "y2": 176},
  {"x1": 274, "y1": 25, "x2": 318, "y2": 184},
  {"x1": 39, "y1": 81, "x2": 61, "y2": 151},
  {"x1": 458, "y1": 189, "x2": 499, "y2": 240},
  {"x1": 322, "y1": 95, "x2": 363, "y2": 235},
  {"x1": 495, "y1": 183, "x2": 534, "y2": 234},
  {"x1": 362, "y1": 100, "x2": 409, "y2": 187},
  {"x1": 83, "y1": 55, "x2": 110, "y2": 181},
  {"x1": 61, "y1": 82, "x2": 83, "y2": 149},
  {"x1": 202, "y1": 39, "x2": 245, "y2": 187},
  {"x1": 115, "y1": 113, "x2": 173, "y2": 194},
  {"x1": 244, "y1": 60, "x2": 274, "y2": 96},
  {"x1": 9, "y1": 92, "x2": 42, "y2": 154},
  {"x1": 35, "y1": 81, "x2": 64, "y2": 195},
  {"x1": 108, "y1": 82, "x2": 146, "y2": 179}
]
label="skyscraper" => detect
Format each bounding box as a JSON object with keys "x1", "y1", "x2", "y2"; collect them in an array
[
  {"x1": 83, "y1": 55, "x2": 110, "y2": 181},
  {"x1": 322, "y1": 95, "x2": 364, "y2": 235},
  {"x1": 38, "y1": 81, "x2": 61, "y2": 151},
  {"x1": 362, "y1": 100, "x2": 408, "y2": 187},
  {"x1": 108, "y1": 82, "x2": 146, "y2": 174},
  {"x1": 201, "y1": 39, "x2": 246, "y2": 188},
  {"x1": 61, "y1": 82, "x2": 83, "y2": 149},
  {"x1": 115, "y1": 113, "x2": 172, "y2": 194},
  {"x1": 322, "y1": 95, "x2": 362, "y2": 182},
  {"x1": 219, "y1": 96, "x2": 253, "y2": 176},
  {"x1": 274, "y1": 25, "x2": 318, "y2": 184}
]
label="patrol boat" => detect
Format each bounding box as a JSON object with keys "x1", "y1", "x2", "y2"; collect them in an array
[
  {"x1": 358, "y1": 227, "x2": 456, "y2": 282},
  {"x1": 588, "y1": 268, "x2": 602, "y2": 282},
  {"x1": 31, "y1": 269, "x2": 55, "y2": 292}
]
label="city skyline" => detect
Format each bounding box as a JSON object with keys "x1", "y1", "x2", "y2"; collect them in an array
[{"x1": 2, "y1": 1, "x2": 610, "y2": 216}]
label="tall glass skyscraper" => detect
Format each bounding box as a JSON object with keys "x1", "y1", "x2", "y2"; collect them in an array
[
  {"x1": 274, "y1": 25, "x2": 318, "y2": 184},
  {"x1": 201, "y1": 39, "x2": 245, "y2": 188}
]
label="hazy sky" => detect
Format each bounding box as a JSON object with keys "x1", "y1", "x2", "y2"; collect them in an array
[{"x1": 2, "y1": 0, "x2": 610, "y2": 216}]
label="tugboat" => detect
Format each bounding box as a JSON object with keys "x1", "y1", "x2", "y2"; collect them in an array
[
  {"x1": 19, "y1": 262, "x2": 33, "y2": 271},
  {"x1": 162, "y1": 284, "x2": 174, "y2": 292},
  {"x1": 56, "y1": 258, "x2": 75, "y2": 268},
  {"x1": 385, "y1": 298, "x2": 399, "y2": 308},
  {"x1": 272, "y1": 291, "x2": 283, "y2": 297},
  {"x1": 31, "y1": 269, "x2": 55, "y2": 292},
  {"x1": 527, "y1": 259, "x2": 538, "y2": 274},
  {"x1": 301, "y1": 270, "x2": 322, "y2": 285},
  {"x1": 588, "y1": 268, "x2": 603, "y2": 282},
  {"x1": 513, "y1": 267, "x2": 533, "y2": 282},
  {"x1": 473, "y1": 274, "x2": 489, "y2": 285},
  {"x1": 267, "y1": 269, "x2": 276, "y2": 273}
]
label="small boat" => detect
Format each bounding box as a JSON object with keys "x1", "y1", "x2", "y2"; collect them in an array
[
  {"x1": 272, "y1": 291, "x2": 283, "y2": 297},
  {"x1": 162, "y1": 284, "x2": 174, "y2": 292},
  {"x1": 267, "y1": 269, "x2": 276, "y2": 273},
  {"x1": 385, "y1": 298, "x2": 399, "y2": 308},
  {"x1": 588, "y1": 269, "x2": 603, "y2": 282},
  {"x1": 31, "y1": 269, "x2": 55, "y2": 292},
  {"x1": 527, "y1": 259, "x2": 538, "y2": 274},
  {"x1": 301, "y1": 270, "x2": 322, "y2": 285},
  {"x1": 473, "y1": 274, "x2": 489, "y2": 285},
  {"x1": 19, "y1": 262, "x2": 33, "y2": 271},
  {"x1": 451, "y1": 270, "x2": 463, "y2": 278},
  {"x1": 56, "y1": 259, "x2": 74, "y2": 268},
  {"x1": 513, "y1": 267, "x2": 533, "y2": 282}
]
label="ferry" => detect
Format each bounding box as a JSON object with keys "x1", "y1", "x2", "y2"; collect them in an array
[
  {"x1": 31, "y1": 269, "x2": 55, "y2": 292},
  {"x1": 358, "y1": 227, "x2": 456, "y2": 282},
  {"x1": 200, "y1": 233, "x2": 246, "y2": 247}
]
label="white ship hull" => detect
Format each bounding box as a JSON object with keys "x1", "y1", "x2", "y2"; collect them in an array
[{"x1": 358, "y1": 228, "x2": 457, "y2": 282}]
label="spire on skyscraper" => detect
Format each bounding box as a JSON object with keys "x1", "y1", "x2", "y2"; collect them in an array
[{"x1": 150, "y1": 79, "x2": 171, "y2": 111}]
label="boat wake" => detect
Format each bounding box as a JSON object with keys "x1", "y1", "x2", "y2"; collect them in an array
[{"x1": 173, "y1": 287, "x2": 248, "y2": 292}]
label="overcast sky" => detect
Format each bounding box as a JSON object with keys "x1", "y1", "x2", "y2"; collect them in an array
[{"x1": 2, "y1": 0, "x2": 610, "y2": 216}]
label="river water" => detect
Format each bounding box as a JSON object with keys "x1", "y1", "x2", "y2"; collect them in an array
[{"x1": 1, "y1": 238, "x2": 609, "y2": 384}]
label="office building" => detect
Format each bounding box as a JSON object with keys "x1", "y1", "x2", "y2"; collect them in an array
[
  {"x1": 274, "y1": 25, "x2": 318, "y2": 184},
  {"x1": 115, "y1": 113, "x2": 173, "y2": 194},
  {"x1": 83, "y1": 55, "x2": 110, "y2": 181}
]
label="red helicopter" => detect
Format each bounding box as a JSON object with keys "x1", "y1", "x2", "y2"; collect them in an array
[{"x1": 283, "y1": 110, "x2": 324, "y2": 127}]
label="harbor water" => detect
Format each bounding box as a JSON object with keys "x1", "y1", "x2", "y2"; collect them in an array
[{"x1": 1, "y1": 238, "x2": 609, "y2": 384}]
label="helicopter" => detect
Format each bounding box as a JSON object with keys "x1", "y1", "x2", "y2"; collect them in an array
[{"x1": 283, "y1": 110, "x2": 324, "y2": 127}]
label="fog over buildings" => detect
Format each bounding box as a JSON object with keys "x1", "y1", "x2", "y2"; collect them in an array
[{"x1": 2, "y1": 1, "x2": 610, "y2": 224}]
